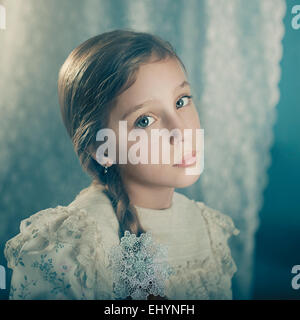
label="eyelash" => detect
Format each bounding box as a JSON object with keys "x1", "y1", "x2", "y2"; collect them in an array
[{"x1": 134, "y1": 94, "x2": 193, "y2": 129}]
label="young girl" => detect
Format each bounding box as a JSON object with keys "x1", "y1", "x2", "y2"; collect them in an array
[{"x1": 4, "y1": 29, "x2": 240, "y2": 300}]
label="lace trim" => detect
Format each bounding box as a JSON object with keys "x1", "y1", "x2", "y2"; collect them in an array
[
  {"x1": 108, "y1": 230, "x2": 175, "y2": 300},
  {"x1": 5, "y1": 206, "x2": 68, "y2": 268},
  {"x1": 167, "y1": 255, "x2": 233, "y2": 299},
  {"x1": 197, "y1": 202, "x2": 240, "y2": 280}
]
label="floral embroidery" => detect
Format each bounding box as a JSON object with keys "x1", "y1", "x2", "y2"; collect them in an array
[
  {"x1": 9, "y1": 275, "x2": 38, "y2": 299},
  {"x1": 108, "y1": 230, "x2": 175, "y2": 300},
  {"x1": 54, "y1": 241, "x2": 64, "y2": 253},
  {"x1": 31, "y1": 228, "x2": 39, "y2": 239},
  {"x1": 30, "y1": 253, "x2": 71, "y2": 296},
  {"x1": 9, "y1": 242, "x2": 72, "y2": 299}
]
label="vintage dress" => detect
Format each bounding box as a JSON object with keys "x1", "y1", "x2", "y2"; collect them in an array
[{"x1": 4, "y1": 182, "x2": 240, "y2": 300}]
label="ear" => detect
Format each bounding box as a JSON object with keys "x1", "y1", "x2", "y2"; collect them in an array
[
  {"x1": 92, "y1": 151, "x2": 113, "y2": 168},
  {"x1": 88, "y1": 142, "x2": 113, "y2": 167},
  {"x1": 87, "y1": 142, "x2": 106, "y2": 159}
]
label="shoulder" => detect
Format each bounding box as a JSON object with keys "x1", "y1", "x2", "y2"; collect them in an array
[
  {"x1": 195, "y1": 201, "x2": 240, "y2": 280},
  {"x1": 5, "y1": 205, "x2": 96, "y2": 268},
  {"x1": 5, "y1": 183, "x2": 120, "y2": 270},
  {"x1": 195, "y1": 201, "x2": 240, "y2": 239},
  {"x1": 68, "y1": 182, "x2": 120, "y2": 232},
  {"x1": 4, "y1": 188, "x2": 119, "y2": 299}
]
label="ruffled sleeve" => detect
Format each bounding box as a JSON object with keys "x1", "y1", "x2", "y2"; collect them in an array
[
  {"x1": 4, "y1": 205, "x2": 108, "y2": 300},
  {"x1": 196, "y1": 202, "x2": 240, "y2": 284}
]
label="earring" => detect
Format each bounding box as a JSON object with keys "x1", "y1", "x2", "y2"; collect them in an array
[
  {"x1": 104, "y1": 165, "x2": 108, "y2": 174},
  {"x1": 103, "y1": 158, "x2": 112, "y2": 174}
]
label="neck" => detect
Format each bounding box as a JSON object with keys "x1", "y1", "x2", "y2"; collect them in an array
[{"x1": 123, "y1": 180, "x2": 175, "y2": 210}]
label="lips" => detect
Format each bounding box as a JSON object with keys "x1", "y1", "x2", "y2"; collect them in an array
[{"x1": 173, "y1": 150, "x2": 197, "y2": 167}]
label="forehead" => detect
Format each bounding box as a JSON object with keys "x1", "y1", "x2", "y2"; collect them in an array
[{"x1": 115, "y1": 56, "x2": 187, "y2": 109}]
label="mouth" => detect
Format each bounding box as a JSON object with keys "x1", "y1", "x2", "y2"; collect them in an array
[{"x1": 173, "y1": 150, "x2": 197, "y2": 168}]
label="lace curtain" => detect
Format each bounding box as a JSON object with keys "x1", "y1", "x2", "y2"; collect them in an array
[{"x1": 0, "y1": 0, "x2": 285, "y2": 299}]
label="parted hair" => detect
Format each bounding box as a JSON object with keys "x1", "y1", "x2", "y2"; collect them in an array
[{"x1": 57, "y1": 28, "x2": 186, "y2": 240}]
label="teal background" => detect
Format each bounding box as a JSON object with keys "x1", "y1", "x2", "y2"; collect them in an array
[{"x1": 253, "y1": 0, "x2": 300, "y2": 299}]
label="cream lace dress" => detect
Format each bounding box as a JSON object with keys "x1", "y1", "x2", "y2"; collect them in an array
[{"x1": 4, "y1": 182, "x2": 240, "y2": 300}]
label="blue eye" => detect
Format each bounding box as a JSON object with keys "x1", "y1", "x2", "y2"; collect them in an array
[
  {"x1": 176, "y1": 95, "x2": 193, "y2": 109},
  {"x1": 134, "y1": 115, "x2": 155, "y2": 128},
  {"x1": 134, "y1": 95, "x2": 193, "y2": 129}
]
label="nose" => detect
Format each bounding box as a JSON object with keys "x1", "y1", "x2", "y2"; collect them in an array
[{"x1": 169, "y1": 128, "x2": 184, "y2": 146}]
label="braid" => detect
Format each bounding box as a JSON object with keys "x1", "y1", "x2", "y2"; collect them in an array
[
  {"x1": 101, "y1": 164, "x2": 147, "y2": 238},
  {"x1": 100, "y1": 166, "x2": 168, "y2": 300}
]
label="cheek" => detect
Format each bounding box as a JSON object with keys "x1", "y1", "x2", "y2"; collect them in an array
[
  {"x1": 121, "y1": 134, "x2": 170, "y2": 164},
  {"x1": 121, "y1": 162, "x2": 168, "y2": 184},
  {"x1": 189, "y1": 106, "x2": 201, "y2": 129}
]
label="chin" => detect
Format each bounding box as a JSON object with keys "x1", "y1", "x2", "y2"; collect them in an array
[{"x1": 171, "y1": 173, "x2": 201, "y2": 188}]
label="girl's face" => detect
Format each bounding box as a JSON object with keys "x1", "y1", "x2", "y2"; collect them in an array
[{"x1": 106, "y1": 55, "x2": 202, "y2": 190}]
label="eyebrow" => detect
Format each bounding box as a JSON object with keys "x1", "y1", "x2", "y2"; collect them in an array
[{"x1": 121, "y1": 80, "x2": 190, "y2": 120}]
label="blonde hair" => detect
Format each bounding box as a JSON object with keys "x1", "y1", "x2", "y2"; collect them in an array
[{"x1": 57, "y1": 28, "x2": 186, "y2": 240}]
